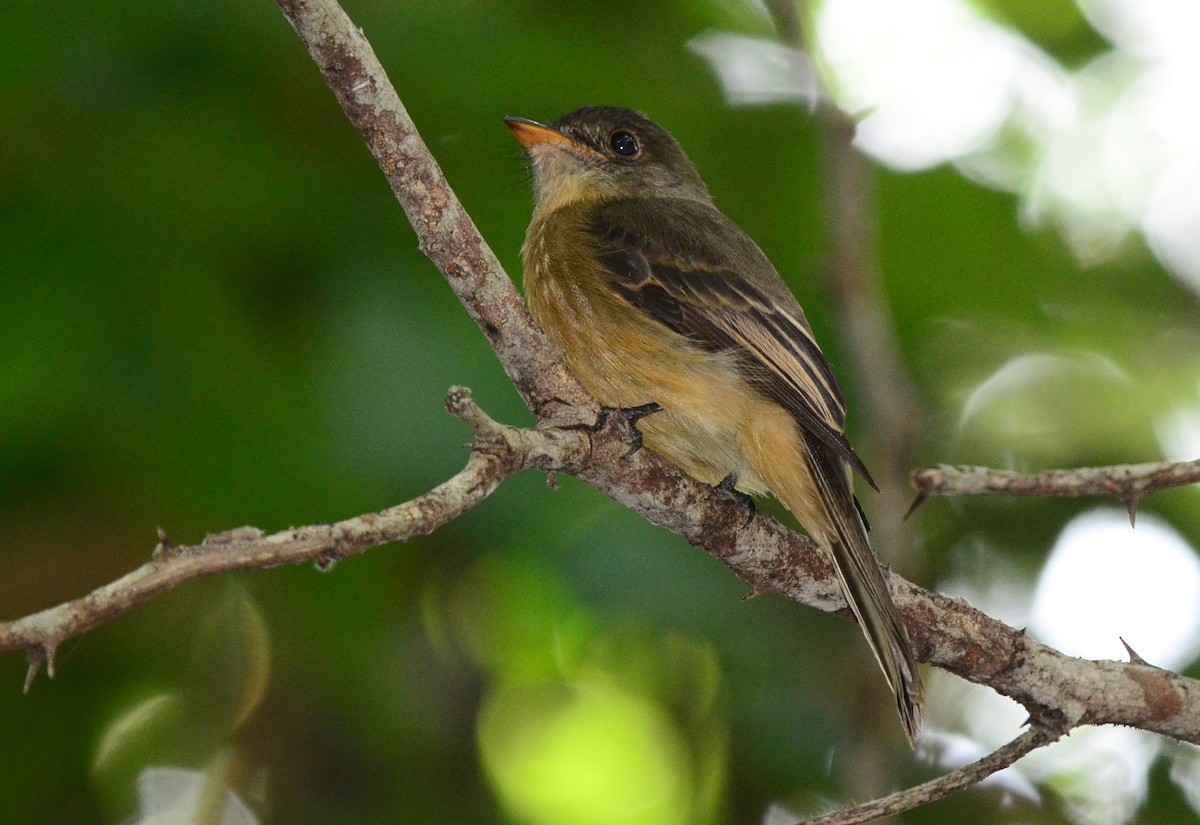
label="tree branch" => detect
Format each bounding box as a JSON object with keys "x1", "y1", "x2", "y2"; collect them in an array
[
  {"x1": 0, "y1": 387, "x2": 590, "y2": 688},
  {"x1": 266, "y1": 0, "x2": 1200, "y2": 751},
  {"x1": 4, "y1": 3, "x2": 1200, "y2": 823},
  {"x1": 273, "y1": 0, "x2": 590, "y2": 424},
  {"x1": 909, "y1": 459, "x2": 1200, "y2": 522},
  {"x1": 796, "y1": 726, "x2": 1054, "y2": 825}
]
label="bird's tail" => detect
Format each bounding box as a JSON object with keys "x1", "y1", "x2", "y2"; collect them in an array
[{"x1": 761, "y1": 433, "x2": 924, "y2": 745}]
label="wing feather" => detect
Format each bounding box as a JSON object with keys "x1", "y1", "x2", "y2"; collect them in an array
[
  {"x1": 590, "y1": 201, "x2": 877, "y2": 489},
  {"x1": 588, "y1": 198, "x2": 921, "y2": 742}
]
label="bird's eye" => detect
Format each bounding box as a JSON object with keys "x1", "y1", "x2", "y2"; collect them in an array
[{"x1": 609, "y1": 130, "x2": 640, "y2": 157}]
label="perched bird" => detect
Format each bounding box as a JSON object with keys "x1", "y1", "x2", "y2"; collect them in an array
[{"x1": 506, "y1": 106, "x2": 923, "y2": 743}]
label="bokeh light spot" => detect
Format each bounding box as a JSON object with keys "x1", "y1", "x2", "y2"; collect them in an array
[
  {"x1": 1030, "y1": 508, "x2": 1200, "y2": 669},
  {"x1": 479, "y1": 680, "x2": 692, "y2": 825}
]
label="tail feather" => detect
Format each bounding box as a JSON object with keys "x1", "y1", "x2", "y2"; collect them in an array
[
  {"x1": 743, "y1": 408, "x2": 924, "y2": 744},
  {"x1": 799, "y1": 441, "x2": 924, "y2": 745}
]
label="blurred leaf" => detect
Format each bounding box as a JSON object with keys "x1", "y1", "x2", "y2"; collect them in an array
[
  {"x1": 93, "y1": 693, "x2": 186, "y2": 779},
  {"x1": 479, "y1": 679, "x2": 696, "y2": 825},
  {"x1": 194, "y1": 585, "x2": 272, "y2": 731}
]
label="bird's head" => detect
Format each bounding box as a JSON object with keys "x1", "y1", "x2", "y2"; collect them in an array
[{"x1": 505, "y1": 106, "x2": 711, "y2": 214}]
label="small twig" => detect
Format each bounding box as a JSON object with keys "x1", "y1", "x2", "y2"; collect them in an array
[
  {"x1": 908, "y1": 459, "x2": 1200, "y2": 523},
  {"x1": 796, "y1": 726, "x2": 1055, "y2": 825}
]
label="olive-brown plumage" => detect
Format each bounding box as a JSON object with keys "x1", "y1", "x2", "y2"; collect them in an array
[{"x1": 506, "y1": 106, "x2": 923, "y2": 744}]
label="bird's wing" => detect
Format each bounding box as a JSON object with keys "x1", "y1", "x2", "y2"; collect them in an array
[
  {"x1": 588, "y1": 198, "x2": 876, "y2": 489},
  {"x1": 589, "y1": 199, "x2": 923, "y2": 742}
]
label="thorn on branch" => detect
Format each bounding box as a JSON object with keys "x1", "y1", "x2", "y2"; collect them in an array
[
  {"x1": 23, "y1": 642, "x2": 58, "y2": 694},
  {"x1": 23, "y1": 654, "x2": 42, "y2": 694},
  {"x1": 153, "y1": 525, "x2": 176, "y2": 558},
  {"x1": 1120, "y1": 636, "x2": 1151, "y2": 667},
  {"x1": 1122, "y1": 496, "x2": 1139, "y2": 527},
  {"x1": 903, "y1": 492, "x2": 927, "y2": 520},
  {"x1": 313, "y1": 552, "x2": 340, "y2": 572}
]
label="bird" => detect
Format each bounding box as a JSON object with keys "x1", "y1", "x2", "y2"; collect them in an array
[{"x1": 505, "y1": 106, "x2": 923, "y2": 744}]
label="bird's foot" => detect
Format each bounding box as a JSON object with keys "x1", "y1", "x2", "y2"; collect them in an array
[
  {"x1": 716, "y1": 473, "x2": 756, "y2": 523},
  {"x1": 598, "y1": 402, "x2": 663, "y2": 457}
]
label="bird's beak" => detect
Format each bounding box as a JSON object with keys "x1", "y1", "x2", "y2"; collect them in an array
[{"x1": 504, "y1": 116, "x2": 595, "y2": 156}]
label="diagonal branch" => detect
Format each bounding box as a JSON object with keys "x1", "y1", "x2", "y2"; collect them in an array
[
  {"x1": 273, "y1": 0, "x2": 590, "y2": 424},
  {"x1": 795, "y1": 726, "x2": 1055, "y2": 825}
]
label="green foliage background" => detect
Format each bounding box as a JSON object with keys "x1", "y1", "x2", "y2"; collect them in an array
[{"x1": 2, "y1": 1, "x2": 1197, "y2": 823}]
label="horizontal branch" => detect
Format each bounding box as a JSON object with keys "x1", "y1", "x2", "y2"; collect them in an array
[{"x1": 909, "y1": 459, "x2": 1200, "y2": 522}]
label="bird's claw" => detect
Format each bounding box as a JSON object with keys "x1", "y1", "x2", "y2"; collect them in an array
[
  {"x1": 598, "y1": 402, "x2": 663, "y2": 457},
  {"x1": 716, "y1": 472, "x2": 756, "y2": 521}
]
